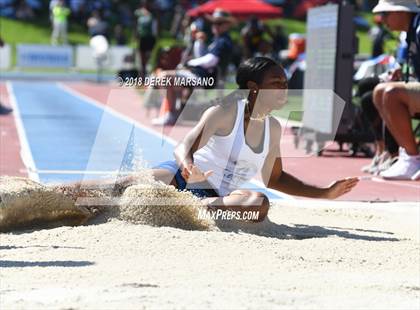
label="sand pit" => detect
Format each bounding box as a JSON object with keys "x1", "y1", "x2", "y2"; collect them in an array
[
  {"x1": 119, "y1": 184, "x2": 213, "y2": 231},
  {"x1": 0, "y1": 177, "x2": 92, "y2": 232},
  {"x1": 0, "y1": 174, "x2": 214, "y2": 232},
  {"x1": 1, "y1": 198, "x2": 419, "y2": 309}
]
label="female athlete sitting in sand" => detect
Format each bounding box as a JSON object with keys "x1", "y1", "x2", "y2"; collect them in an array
[
  {"x1": 143, "y1": 57, "x2": 358, "y2": 221},
  {"x1": 70, "y1": 57, "x2": 358, "y2": 222}
]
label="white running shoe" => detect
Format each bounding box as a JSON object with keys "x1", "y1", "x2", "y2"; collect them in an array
[
  {"x1": 361, "y1": 154, "x2": 381, "y2": 173},
  {"x1": 380, "y1": 148, "x2": 420, "y2": 180},
  {"x1": 367, "y1": 151, "x2": 391, "y2": 174},
  {"x1": 374, "y1": 155, "x2": 399, "y2": 175}
]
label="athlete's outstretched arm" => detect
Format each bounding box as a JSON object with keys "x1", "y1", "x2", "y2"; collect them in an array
[{"x1": 261, "y1": 118, "x2": 358, "y2": 199}]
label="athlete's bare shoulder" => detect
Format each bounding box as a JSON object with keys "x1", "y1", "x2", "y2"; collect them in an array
[
  {"x1": 269, "y1": 116, "x2": 282, "y2": 134},
  {"x1": 201, "y1": 104, "x2": 232, "y2": 124},
  {"x1": 200, "y1": 94, "x2": 238, "y2": 134}
]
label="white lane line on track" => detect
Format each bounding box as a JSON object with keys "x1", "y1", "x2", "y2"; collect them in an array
[
  {"x1": 370, "y1": 176, "x2": 420, "y2": 190},
  {"x1": 27, "y1": 168, "x2": 140, "y2": 175},
  {"x1": 57, "y1": 82, "x2": 178, "y2": 146},
  {"x1": 6, "y1": 82, "x2": 39, "y2": 182}
]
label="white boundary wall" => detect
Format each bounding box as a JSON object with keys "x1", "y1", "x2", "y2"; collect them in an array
[
  {"x1": 0, "y1": 44, "x2": 11, "y2": 70},
  {"x1": 75, "y1": 45, "x2": 133, "y2": 71}
]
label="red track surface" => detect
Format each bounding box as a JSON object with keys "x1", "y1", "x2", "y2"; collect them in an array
[
  {"x1": 4, "y1": 81, "x2": 419, "y2": 202},
  {"x1": 0, "y1": 83, "x2": 27, "y2": 178}
]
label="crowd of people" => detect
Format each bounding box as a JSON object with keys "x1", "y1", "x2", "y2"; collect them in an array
[
  {"x1": 45, "y1": 1, "x2": 291, "y2": 75},
  {"x1": 146, "y1": 0, "x2": 420, "y2": 182},
  {"x1": 355, "y1": 0, "x2": 420, "y2": 181}
]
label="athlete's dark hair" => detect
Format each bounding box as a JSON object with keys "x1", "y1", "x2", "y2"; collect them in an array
[
  {"x1": 235, "y1": 57, "x2": 282, "y2": 89},
  {"x1": 214, "y1": 57, "x2": 284, "y2": 107}
]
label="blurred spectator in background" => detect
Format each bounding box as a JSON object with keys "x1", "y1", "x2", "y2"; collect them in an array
[
  {"x1": 283, "y1": 0, "x2": 297, "y2": 16},
  {"x1": 272, "y1": 25, "x2": 288, "y2": 58},
  {"x1": 360, "y1": 0, "x2": 378, "y2": 11},
  {"x1": 152, "y1": 9, "x2": 234, "y2": 126},
  {"x1": 396, "y1": 31, "x2": 409, "y2": 64},
  {"x1": 371, "y1": 0, "x2": 420, "y2": 180},
  {"x1": 113, "y1": 24, "x2": 127, "y2": 46},
  {"x1": 369, "y1": 14, "x2": 391, "y2": 57},
  {"x1": 195, "y1": 16, "x2": 213, "y2": 41},
  {"x1": 51, "y1": 0, "x2": 70, "y2": 45},
  {"x1": 192, "y1": 31, "x2": 207, "y2": 59},
  {"x1": 135, "y1": 0, "x2": 157, "y2": 78},
  {"x1": 69, "y1": 0, "x2": 86, "y2": 23},
  {"x1": 0, "y1": 36, "x2": 13, "y2": 115},
  {"x1": 180, "y1": 21, "x2": 208, "y2": 65},
  {"x1": 155, "y1": 46, "x2": 183, "y2": 72},
  {"x1": 171, "y1": 0, "x2": 193, "y2": 38},
  {"x1": 154, "y1": 0, "x2": 175, "y2": 34},
  {"x1": 87, "y1": 10, "x2": 109, "y2": 39},
  {"x1": 49, "y1": 0, "x2": 58, "y2": 22},
  {"x1": 177, "y1": 15, "x2": 192, "y2": 41},
  {"x1": 112, "y1": 1, "x2": 133, "y2": 27},
  {"x1": 285, "y1": 33, "x2": 306, "y2": 67},
  {"x1": 241, "y1": 16, "x2": 267, "y2": 59},
  {"x1": 255, "y1": 38, "x2": 276, "y2": 60},
  {"x1": 0, "y1": 0, "x2": 15, "y2": 18},
  {"x1": 16, "y1": 0, "x2": 34, "y2": 20},
  {"x1": 86, "y1": 0, "x2": 112, "y2": 19}
]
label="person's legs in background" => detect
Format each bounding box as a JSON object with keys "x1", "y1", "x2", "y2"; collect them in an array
[
  {"x1": 151, "y1": 69, "x2": 200, "y2": 126},
  {"x1": 150, "y1": 70, "x2": 180, "y2": 126},
  {"x1": 139, "y1": 48, "x2": 149, "y2": 78},
  {"x1": 59, "y1": 21, "x2": 68, "y2": 45},
  {"x1": 51, "y1": 20, "x2": 59, "y2": 45},
  {"x1": 138, "y1": 36, "x2": 155, "y2": 78},
  {"x1": 361, "y1": 91, "x2": 392, "y2": 173},
  {"x1": 360, "y1": 90, "x2": 400, "y2": 174},
  {"x1": 377, "y1": 124, "x2": 400, "y2": 172},
  {"x1": 359, "y1": 77, "x2": 399, "y2": 174},
  {"x1": 373, "y1": 82, "x2": 420, "y2": 180},
  {"x1": 381, "y1": 84, "x2": 418, "y2": 154}
]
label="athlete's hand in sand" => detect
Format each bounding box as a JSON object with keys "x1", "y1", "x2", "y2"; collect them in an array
[
  {"x1": 181, "y1": 164, "x2": 213, "y2": 184},
  {"x1": 324, "y1": 177, "x2": 359, "y2": 199}
]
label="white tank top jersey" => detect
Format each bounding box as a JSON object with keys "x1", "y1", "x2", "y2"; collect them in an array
[{"x1": 193, "y1": 99, "x2": 270, "y2": 196}]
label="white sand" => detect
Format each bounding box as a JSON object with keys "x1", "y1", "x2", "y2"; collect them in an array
[{"x1": 1, "y1": 200, "x2": 419, "y2": 310}]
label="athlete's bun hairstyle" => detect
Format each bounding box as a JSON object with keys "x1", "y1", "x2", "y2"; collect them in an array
[{"x1": 236, "y1": 57, "x2": 283, "y2": 89}]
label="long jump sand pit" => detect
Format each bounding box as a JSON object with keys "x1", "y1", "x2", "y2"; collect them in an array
[{"x1": 1, "y1": 191, "x2": 419, "y2": 309}]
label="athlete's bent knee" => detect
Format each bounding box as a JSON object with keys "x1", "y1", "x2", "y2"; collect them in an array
[
  {"x1": 373, "y1": 83, "x2": 386, "y2": 110},
  {"x1": 383, "y1": 85, "x2": 405, "y2": 108},
  {"x1": 250, "y1": 192, "x2": 269, "y2": 222}
]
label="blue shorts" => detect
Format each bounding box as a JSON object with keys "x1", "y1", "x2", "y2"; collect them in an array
[{"x1": 153, "y1": 160, "x2": 219, "y2": 198}]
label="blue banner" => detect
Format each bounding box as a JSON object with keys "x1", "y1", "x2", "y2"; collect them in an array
[{"x1": 17, "y1": 45, "x2": 73, "y2": 68}]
